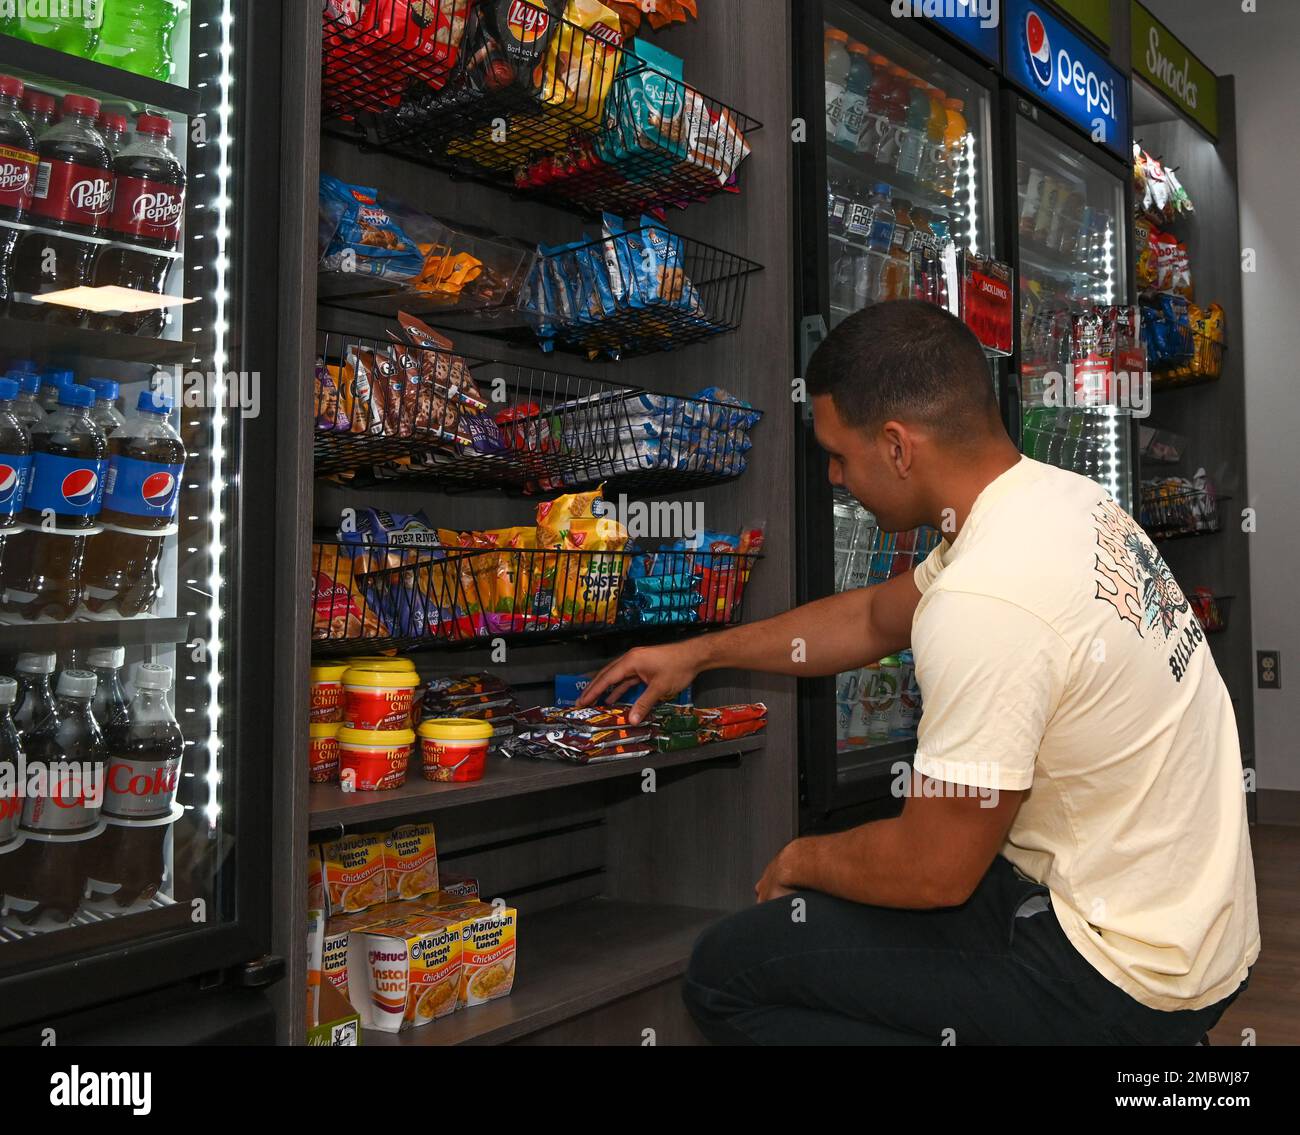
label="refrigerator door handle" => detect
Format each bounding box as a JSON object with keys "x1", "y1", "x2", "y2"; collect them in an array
[
  {"x1": 235, "y1": 955, "x2": 287, "y2": 990},
  {"x1": 799, "y1": 314, "x2": 828, "y2": 423}
]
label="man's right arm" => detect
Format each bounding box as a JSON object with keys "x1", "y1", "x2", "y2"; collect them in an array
[{"x1": 578, "y1": 569, "x2": 922, "y2": 721}]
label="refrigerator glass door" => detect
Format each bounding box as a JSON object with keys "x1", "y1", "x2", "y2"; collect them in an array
[
  {"x1": 1016, "y1": 115, "x2": 1135, "y2": 511},
  {"x1": 0, "y1": 1, "x2": 246, "y2": 981}
]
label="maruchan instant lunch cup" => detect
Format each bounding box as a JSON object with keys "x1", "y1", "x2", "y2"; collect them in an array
[
  {"x1": 310, "y1": 664, "x2": 349, "y2": 724},
  {"x1": 343, "y1": 667, "x2": 418, "y2": 731},
  {"x1": 337, "y1": 728, "x2": 415, "y2": 792},
  {"x1": 418, "y1": 718, "x2": 493, "y2": 783},
  {"x1": 309, "y1": 722, "x2": 341, "y2": 784}
]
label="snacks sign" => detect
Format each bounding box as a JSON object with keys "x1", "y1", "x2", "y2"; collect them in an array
[{"x1": 1131, "y1": 2, "x2": 1218, "y2": 139}]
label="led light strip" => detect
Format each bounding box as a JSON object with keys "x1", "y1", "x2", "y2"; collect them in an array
[{"x1": 205, "y1": 0, "x2": 235, "y2": 828}]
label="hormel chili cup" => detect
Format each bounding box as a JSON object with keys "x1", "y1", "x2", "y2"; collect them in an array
[
  {"x1": 343, "y1": 667, "x2": 418, "y2": 730},
  {"x1": 337, "y1": 727, "x2": 414, "y2": 792},
  {"x1": 418, "y1": 718, "x2": 493, "y2": 783},
  {"x1": 309, "y1": 722, "x2": 341, "y2": 784},
  {"x1": 309, "y1": 663, "x2": 349, "y2": 723}
]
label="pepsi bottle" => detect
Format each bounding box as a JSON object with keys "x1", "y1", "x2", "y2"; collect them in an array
[
  {"x1": 81, "y1": 391, "x2": 185, "y2": 617},
  {"x1": 86, "y1": 663, "x2": 183, "y2": 907},
  {"x1": 0, "y1": 74, "x2": 38, "y2": 311},
  {"x1": 8, "y1": 372, "x2": 45, "y2": 433},
  {"x1": 82, "y1": 377, "x2": 126, "y2": 436},
  {"x1": 0, "y1": 376, "x2": 33, "y2": 530},
  {"x1": 12, "y1": 652, "x2": 57, "y2": 735},
  {"x1": 37, "y1": 368, "x2": 75, "y2": 414},
  {"x1": 9, "y1": 93, "x2": 113, "y2": 325},
  {"x1": 0, "y1": 384, "x2": 108, "y2": 621},
  {"x1": 91, "y1": 114, "x2": 185, "y2": 338}
]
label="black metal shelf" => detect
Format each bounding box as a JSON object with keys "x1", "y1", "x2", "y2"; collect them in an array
[
  {"x1": 825, "y1": 142, "x2": 957, "y2": 214},
  {"x1": 0, "y1": 318, "x2": 198, "y2": 367},
  {"x1": 0, "y1": 33, "x2": 200, "y2": 116},
  {"x1": 0, "y1": 615, "x2": 191, "y2": 656}
]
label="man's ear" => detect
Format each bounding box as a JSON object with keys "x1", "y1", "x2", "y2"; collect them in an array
[{"x1": 880, "y1": 420, "x2": 913, "y2": 477}]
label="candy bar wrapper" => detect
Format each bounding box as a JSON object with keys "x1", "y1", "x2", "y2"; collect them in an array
[
  {"x1": 656, "y1": 731, "x2": 702, "y2": 752},
  {"x1": 650, "y1": 706, "x2": 699, "y2": 734},
  {"x1": 426, "y1": 674, "x2": 510, "y2": 699},
  {"x1": 538, "y1": 705, "x2": 638, "y2": 730},
  {"x1": 700, "y1": 718, "x2": 767, "y2": 743},
  {"x1": 695, "y1": 704, "x2": 768, "y2": 727},
  {"x1": 520, "y1": 724, "x2": 655, "y2": 749}
]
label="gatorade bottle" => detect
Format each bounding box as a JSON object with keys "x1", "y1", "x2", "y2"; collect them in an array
[
  {"x1": 38, "y1": 369, "x2": 76, "y2": 414},
  {"x1": 81, "y1": 391, "x2": 186, "y2": 617},
  {"x1": 8, "y1": 373, "x2": 46, "y2": 433},
  {"x1": 9, "y1": 95, "x2": 113, "y2": 325},
  {"x1": 86, "y1": 662, "x2": 184, "y2": 907},
  {"x1": 834, "y1": 43, "x2": 874, "y2": 152},
  {"x1": 823, "y1": 27, "x2": 852, "y2": 139},
  {"x1": 941, "y1": 97, "x2": 968, "y2": 199},
  {"x1": 86, "y1": 645, "x2": 132, "y2": 730},
  {"x1": 20, "y1": 90, "x2": 57, "y2": 138},
  {"x1": 4, "y1": 6, "x2": 99, "y2": 58},
  {"x1": 90, "y1": 114, "x2": 186, "y2": 337},
  {"x1": 872, "y1": 65, "x2": 910, "y2": 166},
  {"x1": 7, "y1": 669, "x2": 105, "y2": 924},
  {"x1": 91, "y1": 0, "x2": 185, "y2": 83},
  {"x1": 82, "y1": 377, "x2": 127, "y2": 436},
  {"x1": 919, "y1": 85, "x2": 948, "y2": 190},
  {"x1": 12, "y1": 653, "x2": 57, "y2": 736},
  {"x1": 0, "y1": 377, "x2": 33, "y2": 528},
  {"x1": 0, "y1": 75, "x2": 39, "y2": 311},
  {"x1": 96, "y1": 111, "x2": 129, "y2": 159},
  {"x1": 859, "y1": 52, "x2": 893, "y2": 157},
  {"x1": 894, "y1": 78, "x2": 933, "y2": 178},
  {"x1": 0, "y1": 384, "x2": 108, "y2": 621}
]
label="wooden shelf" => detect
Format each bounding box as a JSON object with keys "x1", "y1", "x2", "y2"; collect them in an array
[
  {"x1": 361, "y1": 897, "x2": 724, "y2": 1047},
  {"x1": 309, "y1": 736, "x2": 765, "y2": 830},
  {"x1": 0, "y1": 34, "x2": 201, "y2": 116}
]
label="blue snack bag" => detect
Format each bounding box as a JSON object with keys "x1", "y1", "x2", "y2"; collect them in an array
[{"x1": 319, "y1": 175, "x2": 424, "y2": 281}]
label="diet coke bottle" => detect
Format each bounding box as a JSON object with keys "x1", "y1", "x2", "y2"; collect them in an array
[
  {"x1": 9, "y1": 94, "x2": 113, "y2": 325},
  {"x1": 91, "y1": 113, "x2": 185, "y2": 337},
  {"x1": 86, "y1": 663, "x2": 183, "y2": 908}
]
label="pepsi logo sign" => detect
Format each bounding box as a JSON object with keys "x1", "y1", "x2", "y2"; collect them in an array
[
  {"x1": 140, "y1": 470, "x2": 177, "y2": 509},
  {"x1": 61, "y1": 468, "x2": 99, "y2": 509},
  {"x1": 1026, "y1": 10, "x2": 1052, "y2": 87}
]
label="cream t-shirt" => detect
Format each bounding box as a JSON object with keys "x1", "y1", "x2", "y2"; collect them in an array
[{"x1": 911, "y1": 456, "x2": 1259, "y2": 1011}]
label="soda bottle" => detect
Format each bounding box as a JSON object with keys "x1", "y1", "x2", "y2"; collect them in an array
[
  {"x1": 81, "y1": 391, "x2": 185, "y2": 617},
  {"x1": 0, "y1": 75, "x2": 38, "y2": 311},
  {"x1": 0, "y1": 676, "x2": 21, "y2": 850},
  {"x1": 38, "y1": 368, "x2": 76, "y2": 414},
  {"x1": 86, "y1": 663, "x2": 184, "y2": 907},
  {"x1": 20, "y1": 90, "x2": 57, "y2": 139},
  {"x1": 8, "y1": 372, "x2": 46, "y2": 433},
  {"x1": 894, "y1": 78, "x2": 933, "y2": 178},
  {"x1": 96, "y1": 111, "x2": 129, "y2": 159},
  {"x1": 91, "y1": 1, "x2": 185, "y2": 83},
  {"x1": 9, "y1": 94, "x2": 113, "y2": 325},
  {"x1": 4, "y1": 5, "x2": 100, "y2": 58},
  {"x1": 90, "y1": 114, "x2": 186, "y2": 337},
  {"x1": 0, "y1": 376, "x2": 33, "y2": 529},
  {"x1": 6, "y1": 669, "x2": 105, "y2": 924},
  {"x1": 86, "y1": 645, "x2": 131, "y2": 730},
  {"x1": 834, "y1": 42, "x2": 874, "y2": 151},
  {"x1": 823, "y1": 27, "x2": 852, "y2": 139},
  {"x1": 12, "y1": 652, "x2": 57, "y2": 736},
  {"x1": 82, "y1": 377, "x2": 127, "y2": 436},
  {"x1": 0, "y1": 384, "x2": 108, "y2": 621}
]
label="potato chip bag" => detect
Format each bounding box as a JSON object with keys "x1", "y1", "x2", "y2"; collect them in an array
[
  {"x1": 312, "y1": 543, "x2": 389, "y2": 641},
  {"x1": 536, "y1": 0, "x2": 623, "y2": 123},
  {"x1": 536, "y1": 485, "x2": 605, "y2": 547},
  {"x1": 488, "y1": 527, "x2": 536, "y2": 633},
  {"x1": 553, "y1": 516, "x2": 629, "y2": 624}
]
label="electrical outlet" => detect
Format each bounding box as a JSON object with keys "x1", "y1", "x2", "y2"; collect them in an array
[{"x1": 1257, "y1": 651, "x2": 1281, "y2": 690}]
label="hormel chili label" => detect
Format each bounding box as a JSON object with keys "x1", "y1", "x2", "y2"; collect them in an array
[
  {"x1": 0, "y1": 144, "x2": 37, "y2": 211},
  {"x1": 103, "y1": 755, "x2": 183, "y2": 819},
  {"x1": 31, "y1": 159, "x2": 114, "y2": 228},
  {"x1": 108, "y1": 175, "x2": 184, "y2": 243}
]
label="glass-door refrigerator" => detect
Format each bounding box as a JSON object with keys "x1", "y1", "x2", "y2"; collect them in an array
[
  {"x1": 0, "y1": 0, "x2": 281, "y2": 1042},
  {"x1": 793, "y1": 0, "x2": 1005, "y2": 827}
]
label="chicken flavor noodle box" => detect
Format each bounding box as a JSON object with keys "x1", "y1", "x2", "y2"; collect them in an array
[
  {"x1": 347, "y1": 912, "x2": 464, "y2": 1033},
  {"x1": 337, "y1": 727, "x2": 415, "y2": 793},
  {"x1": 418, "y1": 717, "x2": 493, "y2": 783},
  {"x1": 343, "y1": 667, "x2": 419, "y2": 730}
]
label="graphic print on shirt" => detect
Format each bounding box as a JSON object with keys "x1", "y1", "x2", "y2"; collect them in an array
[{"x1": 1090, "y1": 497, "x2": 1190, "y2": 644}]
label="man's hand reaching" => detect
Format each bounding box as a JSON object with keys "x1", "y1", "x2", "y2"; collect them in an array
[{"x1": 575, "y1": 640, "x2": 705, "y2": 724}]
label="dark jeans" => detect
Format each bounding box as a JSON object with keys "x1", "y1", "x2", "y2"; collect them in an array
[{"x1": 683, "y1": 855, "x2": 1248, "y2": 1045}]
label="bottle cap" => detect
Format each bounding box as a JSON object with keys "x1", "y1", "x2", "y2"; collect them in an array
[
  {"x1": 19, "y1": 374, "x2": 40, "y2": 396},
  {"x1": 15, "y1": 653, "x2": 56, "y2": 675},
  {"x1": 0, "y1": 378, "x2": 17, "y2": 402},
  {"x1": 136, "y1": 114, "x2": 172, "y2": 137},
  {"x1": 874, "y1": 182, "x2": 892, "y2": 196},
  {"x1": 97, "y1": 112, "x2": 128, "y2": 134},
  {"x1": 62, "y1": 94, "x2": 100, "y2": 119},
  {"x1": 86, "y1": 646, "x2": 125, "y2": 669},
  {"x1": 58, "y1": 385, "x2": 95, "y2": 409},
  {"x1": 0, "y1": 76, "x2": 23, "y2": 101},
  {"x1": 137, "y1": 390, "x2": 174, "y2": 414},
  {"x1": 56, "y1": 669, "x2": 97, "y2": 699},
  {"x1": 0, "y1": 676, "x2": 15, "y2": 706},
  {"x1": 22, "y1": 91, "x2": 55, "y2": 115},
  {"x1": 134, "y1": 663, "x2": 173, "y2": 691},
  {"x1": 84, "y1": 377, "x2": 119, "y2": 401},
  {"x1": 41, "y1": 369, "x2": 74, "y2": 389}
]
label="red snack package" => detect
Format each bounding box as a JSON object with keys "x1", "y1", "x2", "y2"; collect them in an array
[{"x1": 695, "y1": 703, "x2": 768, "y2": 727}]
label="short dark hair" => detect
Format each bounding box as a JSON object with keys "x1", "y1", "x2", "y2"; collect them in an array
[{"x1": 806, "y1": 300, "x2": 1001, "y2": 439}]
